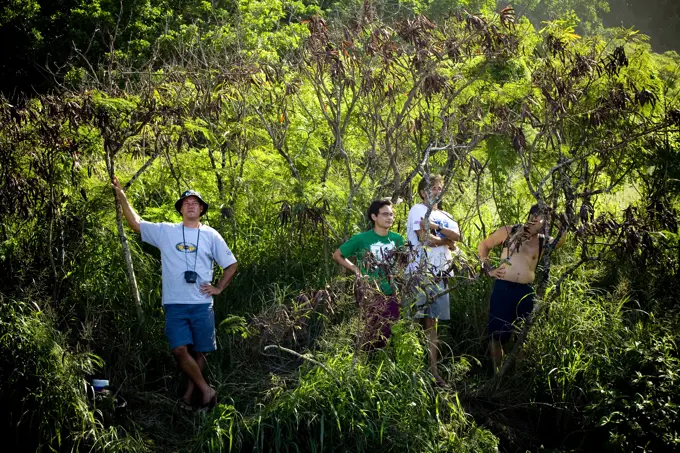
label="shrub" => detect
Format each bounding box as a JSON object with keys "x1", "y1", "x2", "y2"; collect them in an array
[
  {"x1": 586, "y1": 318, "x2": 680, "y2": 452},
  {"x1": 514, "y1": 279, "x2": 680, "y2": 452},
  {"x1": 231, "y1": 320, "x2": 499, "y2": 453},
  {"x1": 0, "y1": 297, "x2": 148, "y2": 452}
]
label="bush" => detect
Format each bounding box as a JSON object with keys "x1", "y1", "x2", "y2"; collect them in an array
[
  {"x1": 0, "y1": 297, "x2": 148, "y2": 452},
  {"x1": 513, "y1": 279, "x2": 680, "y2": 452},
  {"x1": 587, "y1": 318, "x2": 680, "y2": 452},
  {"x1": 223, "y1": 319, "x2": 499, "y2": 453}
]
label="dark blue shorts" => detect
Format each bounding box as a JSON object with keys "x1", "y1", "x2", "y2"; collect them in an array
[
  {"x1": 163, "y1": 303, "x2": 216, "y2": 352},
  {"x1": 487, "y1": 280, "x2": 534, "y2": 342}
]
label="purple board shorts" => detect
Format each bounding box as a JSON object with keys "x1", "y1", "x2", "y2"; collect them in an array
[{"x1": 359, "y1": 292, "x2": 400, "y2": 351}]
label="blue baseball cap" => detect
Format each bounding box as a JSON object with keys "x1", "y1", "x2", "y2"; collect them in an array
[{"x1": 175, "y1": 190, "x2": 209, "y2": 216}]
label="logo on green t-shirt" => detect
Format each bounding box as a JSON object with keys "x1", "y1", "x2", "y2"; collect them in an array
[{"x1": 338, "y1": 230, "x2": 404, "y2": 295}]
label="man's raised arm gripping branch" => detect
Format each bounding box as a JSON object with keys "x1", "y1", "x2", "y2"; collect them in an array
[{"x1": 111, "y1": 176, "x2": 237, "y2": 411}]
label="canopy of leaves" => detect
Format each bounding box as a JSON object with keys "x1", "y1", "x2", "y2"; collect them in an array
[{"x1": 2, "y1": 1, "x2": 680, "y2": 452}]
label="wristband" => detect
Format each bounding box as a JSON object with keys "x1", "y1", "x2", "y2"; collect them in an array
[{"x1": 481, "y1": 261, "x2": 492, "y2": 275}]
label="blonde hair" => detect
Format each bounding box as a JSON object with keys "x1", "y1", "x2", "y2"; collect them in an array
[{"x1": 417, "y1": 175, "x2": 444, "y2": 199}]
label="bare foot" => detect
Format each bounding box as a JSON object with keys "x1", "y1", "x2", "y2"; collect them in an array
[
  {"x1": 176, "y1": 398, "x2": 192, "y2": 411},
  {"x1": 201, "y1": 387, "x2": 216, "y2": 406},
  {"x1": 431, "y1": 371, "x2": 448, "y2": 388}
]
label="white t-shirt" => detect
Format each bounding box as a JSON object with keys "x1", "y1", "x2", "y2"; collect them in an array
[
  {"x1": 406, "y1": 203, "x2": 459, "y2": 276},
  {"x1": 140, "y1": 221, "x2": 237, "y2": 305}
]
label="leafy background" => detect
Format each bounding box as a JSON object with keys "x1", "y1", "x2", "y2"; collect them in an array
[{"x1": 1, "y1": 1, "x2": 680, "y2": 452}]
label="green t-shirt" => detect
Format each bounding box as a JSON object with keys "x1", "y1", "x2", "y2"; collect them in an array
[{"x1": 338, "y1": 230, "x2": 404, "y2": 295}]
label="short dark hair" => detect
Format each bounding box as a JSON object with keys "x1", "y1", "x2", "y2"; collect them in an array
[
  {"x1": 367, "y1": 199, "x2": 392, "y2": 226},
  {"x1": 528, "y1": 204, "x2": 545, "y2": 219},
  {"x1": 528, "y1": 204, "x2": 540, "y2": 217},
  {"x1": 417, "y1": 174, "x2": 444, "y2": 200}
]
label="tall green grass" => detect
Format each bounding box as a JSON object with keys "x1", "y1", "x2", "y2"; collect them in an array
[
  {"x1": 507, "y1": 277, "x2": 680, "y2": 451},
  {"x1": 0, "y1": 297, "x2": 149, "y2": 452},
  {"x1": 195, "y1": 317, "x2": 498, "y2": 453}
]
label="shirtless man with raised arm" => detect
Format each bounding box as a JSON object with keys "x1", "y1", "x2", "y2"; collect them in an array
[{"x1": 477, "y1": 204, "x2": 566, "y2": 372}]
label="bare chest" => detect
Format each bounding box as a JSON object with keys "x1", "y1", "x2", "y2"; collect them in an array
[{"x1": 501, "y1": 236, "x2": 541, "y2": 264}]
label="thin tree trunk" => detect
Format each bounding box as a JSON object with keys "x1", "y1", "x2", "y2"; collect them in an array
[
  {"x1": 106, "y1": 146, "x2": 144, "y2": 323},
  {"x1": 47, "y1": 188, "x2": 59, "y2": 301},
  {"x1": 124, "y1": 148, "x2": 161, "y2": 191}
]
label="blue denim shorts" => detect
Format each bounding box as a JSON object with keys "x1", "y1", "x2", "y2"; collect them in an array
[{"x1": 163, "y1": 303, "x2": 216, "y2": 352}]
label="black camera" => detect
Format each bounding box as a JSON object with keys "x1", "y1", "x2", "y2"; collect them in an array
[{"x1": 184, "y1": 271, "x2": 198, "y2": 283}]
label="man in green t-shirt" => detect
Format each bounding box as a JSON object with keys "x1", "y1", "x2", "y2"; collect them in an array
[{"x1": 332, "y1": 199, "x2": 405, "y2": 349}]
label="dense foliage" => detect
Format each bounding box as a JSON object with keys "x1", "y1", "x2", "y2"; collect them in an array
[
  {"x1": 1, "y1": 1, "x2": 680, "y2": 452},
  {"x1": 2, "y1": 0, "x2": 680, "y2": 95}
]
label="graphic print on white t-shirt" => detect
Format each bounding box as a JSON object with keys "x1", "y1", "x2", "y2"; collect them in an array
[
  {"x1": 175, "y1": 242, "x2": 198, "y2": 253},
  {"x1": 406, "y1": 204, "x2": 459, "y2": 276}
]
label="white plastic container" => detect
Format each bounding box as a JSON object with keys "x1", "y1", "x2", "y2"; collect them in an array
[{"x1": 92, "y1": 379, "x2": 109, "y2": 392}]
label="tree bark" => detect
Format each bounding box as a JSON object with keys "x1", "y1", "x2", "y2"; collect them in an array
[{"x1": 105, "y1": 145, "x2": 144, "y2": 323}]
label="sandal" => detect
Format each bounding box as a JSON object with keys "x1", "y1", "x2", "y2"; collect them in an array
[{"x1": 178, "y1": 398, "x2": 194, "y2": 411}]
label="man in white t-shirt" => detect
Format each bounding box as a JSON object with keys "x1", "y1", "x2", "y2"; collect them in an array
[
  {"x1": 406, "y1": 174, "x2": 460, "y2": 386},
  {"x1": 112, "y1": 177, "x2": 237, "y2": 410}
]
